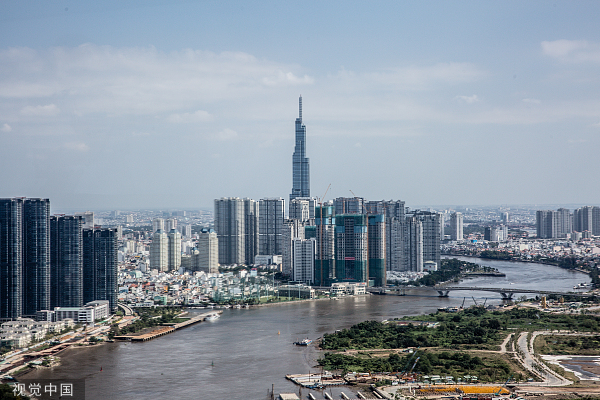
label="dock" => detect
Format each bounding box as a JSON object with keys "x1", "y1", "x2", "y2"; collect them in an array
[{"x1": 114, "y1": 311, "x2": 222, "y2": 342}]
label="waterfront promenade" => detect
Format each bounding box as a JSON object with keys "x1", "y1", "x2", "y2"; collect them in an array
[{"x1": 113, "y1": 311, "x2": 222, "y2": 342}]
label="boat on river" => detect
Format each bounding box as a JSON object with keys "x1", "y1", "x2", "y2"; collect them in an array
[
  {"x1": 204, "y1": 313, "x2": 220, "y2": 322},
  {"x1": 294, "y1": 338, "x2": 312, "y2": 346}
]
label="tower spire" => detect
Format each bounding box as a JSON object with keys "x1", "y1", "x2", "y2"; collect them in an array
[{"x1": 299, "y1": 95, "x2": 302, "y2": 120}]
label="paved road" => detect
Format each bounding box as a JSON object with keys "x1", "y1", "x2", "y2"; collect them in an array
[{"x1": 516, "y1": 331, "x2": 572, "y2": 386}]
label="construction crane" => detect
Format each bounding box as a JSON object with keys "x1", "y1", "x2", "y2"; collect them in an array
[
  {"x1": 401, "y1": 347, "x2": 420, "y2": 374},
  {"x1": 460, "y1": 297, "x2": 466, "y2": 309},
  {"x1": 320, "y1": 184, "x2": 331, "y2": 205},
  {"x1": 472, "y1": 296, "x2": 478, "y2": 306},
  {"x1": 408, "y1": 357, "x2": 420, "y2": 374}
]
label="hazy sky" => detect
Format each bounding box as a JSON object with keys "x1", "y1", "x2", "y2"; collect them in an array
[{"x1": 1, "y1": 1, "x2": 600, "y2": 211}]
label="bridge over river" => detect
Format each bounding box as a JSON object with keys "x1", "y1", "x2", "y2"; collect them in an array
[{"x1": 367, "y1": 286, "x2": 595, "y2": 300}]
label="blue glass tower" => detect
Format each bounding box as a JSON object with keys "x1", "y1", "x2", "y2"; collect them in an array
[{"x1": 290, "y1": 96, "x2": 310, "y2": 202}]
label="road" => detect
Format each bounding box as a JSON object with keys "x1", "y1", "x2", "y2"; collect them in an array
[{"x1": 516, "y1": 331, "x2": 572, "y2": 386}]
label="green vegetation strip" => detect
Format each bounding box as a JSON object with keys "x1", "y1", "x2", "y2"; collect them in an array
[
  {"x1": 319, "y1": 306, "x2": 600, "y2": 377},
  {"x1": 403, "y1": 258, "x2": 502, "y2": 287}
]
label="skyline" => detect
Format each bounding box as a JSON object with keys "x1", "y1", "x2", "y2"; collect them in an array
[{"x1": 2, "y1": 1, "x2": 600, "y2": 210}]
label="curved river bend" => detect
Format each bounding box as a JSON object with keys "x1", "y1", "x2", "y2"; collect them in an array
[{"x1": 25, "y1": 258, "x2": 588, "y2": 399}]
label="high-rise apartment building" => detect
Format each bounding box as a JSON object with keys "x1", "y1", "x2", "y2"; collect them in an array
[
  {"x1": 335, "y1": 214, "x2": 368, "y2": 283},
  {"x1": 450, "y1": 212, "x2": 463, "y2": 241},
  {"x1": 367, "y1": 200, "x2": 405, "y2": 273},
  {"x1": 152, "y1": 218, "x2": 165, "y2": 233},
  {"x1": 83, "y1": 228, "x2": 118, "y2": 313},
  {"x1": 573, "y1": 206, "x2": 596, "y2": 234},
  {"x1": 22, "y1": 199, "x2": 51, "y2": 317},
  {"x1": 281, "y1": 219, "x2": 305, "y2": 277},
  {"x1": 0, "y1": 198, "x2": 24, "y2": 319},
  {"x1": 292, "y1": 238, "x2": 316, "y2": 284},
  {"x1": 165, "y1": 218, "x2": 177, "y2": 233},
  {"x1": 243, "y1": 198, "x2": 259, "y2": 265},
  {"x1": 214, "y1": 198, "x2": 245, "y2": 265},
  {"x1": 334, "y1": 197, "x2": 365, "y2": 215},
  {"x1": 401, "y1": 215, "x2": 423, "y2": 272},
  {"x1": 150, "y1": 229, "x2": 168, "y2": 271},
  {"x1": 290, "y1": 96, "x2": 310, "y2": 202},
  {"x1": 313, "y1": 205, "x2": 335, "y2": 286},
  {"x1": 368, "y1": 214, "x2": 386, "y2": 287},
  {"x1": 412, "y1": 211, "x2": 441, "y2": 268},
  {"x1": 214, "y1": 197, "x2": 260, "y2": 265},
  {"x1": 167, "y1": 228, "x2": 182, "y2": 271},
  {"x1": 289, "y1": 197, "x2": 316, "y2": 222},
  {"x1": 50, "y1": 215, "x2": 83, "y2": 308},
  {"x1": 259, "y1": 198, "x2": 285, "y2": 256},
  {"x1": 556, "y1": 208, "x2": 572, "y2": 238},
  {"x1": 197, "y1": 228, "x2": 218, "y2": 274},
  {"x1": 536, "y1": 210, "x2": 558, "y2": 239}
]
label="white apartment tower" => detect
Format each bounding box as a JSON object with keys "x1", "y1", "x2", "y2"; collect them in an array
[
  {"x1": 450, "y1": 212, "x2": 463, "y2": 241},
  {"x1": 292, "y1": 238, "x2": 316, "y2": 285},
  {"x1": 150, "y1": 229, "x2": 168, "y2": 271},
  {"x1": 197, "y1": 228, "x2": 218, "y2": 274},
  {"x1": 167, "y1": 229, "x2": 182, "y2": 271}
]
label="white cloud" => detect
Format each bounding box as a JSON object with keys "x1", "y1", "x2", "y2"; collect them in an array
[
  {"x1": 20, "y1": 104, "x2": 60, "y2": 116},
  {"x1": 454, "y1": 95, "x2": 480, "y2": 104},
  {"x1": 63, "y1": 142, "x2": 89, "y2": 152},
  {"x1": 0, "y1": 45, "x2": 314, "y2": 118},
  {"x1": 261, "y1": 71, "x2": 314, "y2": 86},
  {"x1": 167, "y1": 110, "x2": 212, "y2": 123},
  {"x1": 215, "y1": 128, "x2": 238, "y2": 141},
  {"x1": 542, "y1": 40, "x2": 600, "y2": 63},
  {"x1": 522, "y1": 98, "x2": 541, "y2": 104},
  {"x1": 1, "y1": 123, "x2": 12, "y2": 132},
  {"x1": 365, "y1": 62, "x2": 485, "y2": 90}
]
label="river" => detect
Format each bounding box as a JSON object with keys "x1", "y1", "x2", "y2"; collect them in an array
[{"x1": 24, "y1": 258, "x2": 589, "y2": 399}]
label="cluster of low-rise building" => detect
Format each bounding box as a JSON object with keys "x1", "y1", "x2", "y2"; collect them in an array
[{"x1": 0, "y1": 318, "x2": 75, "y2": 349}]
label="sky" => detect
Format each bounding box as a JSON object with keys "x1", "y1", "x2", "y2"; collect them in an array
[{"x1": 1, "y1": 1, "x2": 600, "y2": 211}]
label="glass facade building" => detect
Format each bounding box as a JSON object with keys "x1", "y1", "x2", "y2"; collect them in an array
[
  {"x1": 290, "y1": 96, "x2": 310, "y2": 202},
  {"x1": 50, "y1": 215, "x2": 83, "y2": 308}
]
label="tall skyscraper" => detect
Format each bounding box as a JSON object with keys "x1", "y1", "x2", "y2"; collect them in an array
[
  {"x1": 334, "y1": 197, "x2": 365, "y2": 215},
  {"x1": 167, "y1": 228, "x2": 182, "y2": 271},
  {"x1": 368, "y1": 214, "x2": 386, "y2": 287},
  {"x1": 259, "y1": 197, "x2": 285, "y2": 256},
  {"x1": 243, "y1": 198, "x2": 259, "y2": 265},
  {"x1": 22, "y1": 199, "x2": 51, "y2": 317},
  {"x1": 292, "y1": 238, "x2": 316, "y2": 284},
  {"x1": 83, "y1": 227, "x2": 118, "y2": 313},
  {"x1": 290, "y1": 96, "x2": 310, "y2": 202},
  {"x1": 450, "y1": 212, "x2": 463, "y2": 241},
  {"x1": 197, "y1": 228, "x2": 218, "y2": 274},
  {"x1": 214, "y1": 198, "x2": 245, "y2": 265},
  {"x1": 536, "y1": 210, "x2": 558, "y2": 239},
  {"x1": 367, "y1": 200, "x2": 405, "y2": 272},
  {"x1": 50, "y1": 215, "x2": 83, "y2": 308},
  {"x1": 401, "y1": 215, "x2": 423, "y2": 272},
  {"x1": 150, "y1": 229, "x2": 168, "y2": 271},
  {"x1": 574, "y1": 206, "x2": 594, "y2": 234},
  {"x1": 556, "y1": 208, "x2": 572, "y2": 238},
  {"x1": 412, "y1": 211, "x2": 441, "y2": 268},
  {"x1": 335, "y1": 214, "x2": 368, "y2": 283},
  {"x1": 313, "y1": 205, "x2": 335, "y2": 286},
  {"x1": 0, "y1": 198, "x2": 24, "y2": 319}
]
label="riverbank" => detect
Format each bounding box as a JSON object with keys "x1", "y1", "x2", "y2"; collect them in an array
[{"x1": 19, "y1": 258, "x2": 589, "y2": 400}]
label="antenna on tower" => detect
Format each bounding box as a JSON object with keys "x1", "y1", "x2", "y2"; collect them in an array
[{"x1": 299, "y1": 95, "x2": 302, "y2": 120}]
